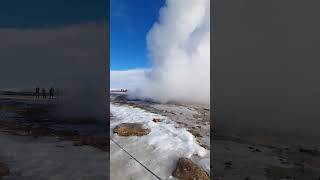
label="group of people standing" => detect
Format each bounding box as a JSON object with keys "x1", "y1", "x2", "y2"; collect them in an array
[{"x1": 35, "y1": 87, "x2": 54, "y2": 99}]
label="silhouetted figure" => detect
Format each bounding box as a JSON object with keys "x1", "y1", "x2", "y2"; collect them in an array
[
  {"x1": 35, "y1": 87, "x2": 40, "y2": 98},
  {"x1": 42, "y1": 88, "x2": 46, "y2": 99},
  {"x1": 49, "y1": 87, "x2": 54, "y2": 99}
]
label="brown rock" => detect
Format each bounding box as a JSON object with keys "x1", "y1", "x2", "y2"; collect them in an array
[
  {"x1": 0, "y1": 163, "x2": 10, "y2": 177},
  {"x1": 113, "y1": 123, "x2": 150, "y2": 136},
  {"x1": 71, "y1": 136, "x2": 109, "y2": 151},
  {"x1": 172, "y1": 158, "x2": 210, "y2": 180},
  {"x1": 187, "y1": 129, "x2": 203, "y2": 137}
]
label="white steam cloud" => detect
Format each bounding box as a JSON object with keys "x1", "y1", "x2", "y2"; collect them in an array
[
  {"x1": 110, "y1": 69, "x2": 149, "y2": 90},
  {"x1": 0, "y1": 24, "x2": 107, "y2": 123},
  {"x1": 139, "y1": 0, "x2": 210, "y2": 104}
]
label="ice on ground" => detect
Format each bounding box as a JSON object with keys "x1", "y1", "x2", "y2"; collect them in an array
[
  {"x1": 110, "y1": 103, "x2": 210, "y2": 179},
  {"x1": 110, "y1": 140, "x2": 158, "y2": 180},
  {"x1": 0, "y1": 134, "x2": 108, "y2": 180},
  {"x1": 111, "y1": 103, "x2": 208, "y2": 158}
]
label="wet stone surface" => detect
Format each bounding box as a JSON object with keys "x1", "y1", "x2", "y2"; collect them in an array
[
  {"x1": 113, "y1": 123, "x2": 150, "y2": 136},
  {"x1": 172, "y1": 157, "x2": 210, "y2": 180}
]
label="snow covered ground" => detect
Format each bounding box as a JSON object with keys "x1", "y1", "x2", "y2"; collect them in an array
[
  {"x1": 0, "y1": 95, "x2": 109, "y2": 180},
  {"x1": 0, "y1": 134, "x2": 109, "y2": 180},
  {"x1": 110, "y1": 103, "x2": 210, "y2": 180},
  {"x1": 0, "y1": 93, "x2": 211, "y2": 179}
]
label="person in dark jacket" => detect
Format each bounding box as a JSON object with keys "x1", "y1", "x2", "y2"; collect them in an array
[
  {"x1": 35, "y1": 87, "x2": 40, "y2": 99},
  {"x1": 49, "y1": 87, "x2": 54, "y2": 99},
  {"x1": 42, "y1": 88, "x2": 46, "y2": 99}
]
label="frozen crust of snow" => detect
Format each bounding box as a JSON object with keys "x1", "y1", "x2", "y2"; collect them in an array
[
  {"x1": 110, "y1": 140, "x2": 159, "y2": 180},
  {"x1": 110, "y1": 103, "x2": 210, "y2": 179},
  {"x1": 111, "y1": 103, "x2": 208, "y2": 158},
  {"x1": 0, "y1": 134, "x2": 108, "y2": 180}
]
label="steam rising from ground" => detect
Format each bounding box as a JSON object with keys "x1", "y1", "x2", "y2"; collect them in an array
[
  {"x1": 135, "y1": 0, "x2": 210, "y2": 105},
  {"x1": 0, "y1": 24, "x2": 107, "y2": 123},
  {"x1": 110, "y1": 69, "x2": 148, "y2": 90}
]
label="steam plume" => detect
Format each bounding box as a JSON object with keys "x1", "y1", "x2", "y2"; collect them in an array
[
  {"x1": 0, "y1": 23, "x2": 107, "y2": 123},
  {"x1": 138, "y1": 0, "x2": 210, "y2": 105}
]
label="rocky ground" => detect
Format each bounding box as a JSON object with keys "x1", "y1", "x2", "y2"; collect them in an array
[
  {"x1": 213, "y1": 129, "x2": 320, "y2": 180},
  {"x1": 4, "y1": 92, "x2": 318, "y2": 179},
  {"x1": 0, "y1": 95, "x2": 109, "y2": 180},
  {"x1": 111, "y1": 93, "x2": 210, "y2": 151},
  {"x1": 110, "y1": 93, "x2": 210, "y2": 180}
]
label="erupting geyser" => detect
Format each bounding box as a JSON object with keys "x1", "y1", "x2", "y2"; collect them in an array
[{"x1": 141, "y1": 0, "x2": 210, "y2": 105}]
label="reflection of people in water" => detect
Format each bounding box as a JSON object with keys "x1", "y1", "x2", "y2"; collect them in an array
[
  {"x1": 42, "y1": 88, "x2": 46, "y2": 99},
  {"x1": 35, "y1": 87, "x2": 40, "y2": 98},
  {"x1": 49, "y1": 87, "x2": 54, "y2": 99}
]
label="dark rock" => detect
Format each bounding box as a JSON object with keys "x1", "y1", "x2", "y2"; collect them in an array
[
  {"x1": 253, "y1": 148, "x2": 261, "y2": 152},
  {"x1": 299, "y1": 148, "x2": 319, "y2": 156},
  {"x1": 224, "y1": 161, "x2": 233, "y2": 169},
  {"x1": 200, "y1": 144, "x2": 210, "y2": 150},
  {"x1": 172, "y1": 158, "x2": 210, "y2": 180},
  {"x1": 113, "y1": 123, "x2": 150, "y2": 136},
  {"x1": 152, "y1": 118, "x2": 163, "y2": 123}
]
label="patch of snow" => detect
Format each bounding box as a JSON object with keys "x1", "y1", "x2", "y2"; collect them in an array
[
  {"x1": 110, "y1": 103, "x2": 210, "y2": 179},
  {"x1": 111, "y1": 104, "x2": 208, "y2": 158},
  {"x1": 0, "y1": 134, "x2": 108, "y2": 180},
  {"x1": 110, "y1": 140, "x2": 158, "y2": 180}
]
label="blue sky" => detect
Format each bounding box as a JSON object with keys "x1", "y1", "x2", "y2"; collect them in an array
[
  {"x1": 0, "y1": 0, "x2": 107, "y2": 28},
  {"x1": 110, "y1": 0, "x2": 164, "y2": 70}
]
